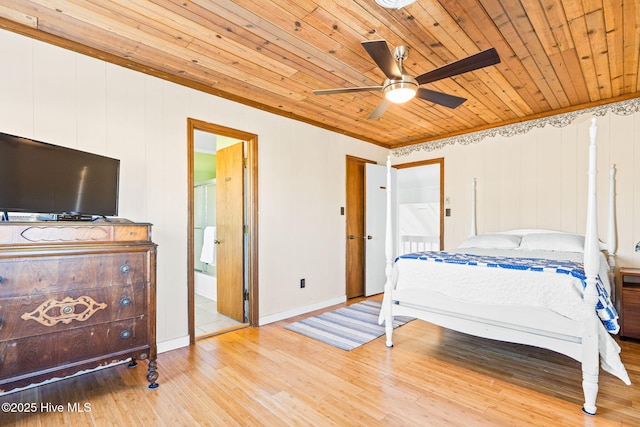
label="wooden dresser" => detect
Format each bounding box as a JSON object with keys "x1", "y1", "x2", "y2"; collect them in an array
[{"x1": 0, "y1": 220, "x2": 158, "y2": 393}]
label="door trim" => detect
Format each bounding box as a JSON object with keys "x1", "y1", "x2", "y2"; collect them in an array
[{"x1": 187, "y1": 118, "x2": 259, "y2": 345}]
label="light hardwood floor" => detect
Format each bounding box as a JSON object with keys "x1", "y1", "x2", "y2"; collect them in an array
[{"x1": 1, "y1": 299, "x2": 639, "y2": 426}]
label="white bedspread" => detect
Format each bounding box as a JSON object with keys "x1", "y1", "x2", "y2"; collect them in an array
[
  {"x1": 392, "y1": 248, "x2": 630, "y2": 385},
  {"x1": 394, "y1": 248, "x2": 611, "y2": 324}
]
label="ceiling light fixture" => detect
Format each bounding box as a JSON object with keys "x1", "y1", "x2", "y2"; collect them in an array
[
  {"x1": 375, "y1": 0, "x2": 417, "y2": 9},
  {"x1": 383, "y1": 77, "x2": 418, "y2": 103}
]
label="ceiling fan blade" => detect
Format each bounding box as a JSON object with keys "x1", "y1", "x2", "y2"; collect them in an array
[
  {"x1": 313, "y1": 86, "x2": 382, "y2": 95},
  {"x1": 361, "y1": 40, "x2": 402, "y2": 80},
  {"x1": 416, "y1": 48, "x2": 500, "y2": 85},
  {"x1": 367, "y1": 98, "x2": 392, "y2": 119},
  {"x1": 417, "y1": 88, "x2": 467, "y2": 109}
]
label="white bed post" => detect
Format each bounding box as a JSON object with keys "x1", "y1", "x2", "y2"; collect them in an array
[
  {"x1": 379, "y1": 156, "x2": 395, "y2": 347},
  {"x1": 582, "y1": 117, "x2": 601, "y2": 415},
  {"x1": 469, "y1": 178, "x2": 477, "y2": 237},
  {"x1": 607, "y1": 165, "x2": 617, "y2": 270},
  {"x1": 607, "y1": 165, "x2": 617, "y2": 304}
]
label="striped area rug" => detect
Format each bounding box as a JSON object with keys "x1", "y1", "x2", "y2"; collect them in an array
[{"x1": 284, "y1": 300, "x2": 414, "y2": 351}]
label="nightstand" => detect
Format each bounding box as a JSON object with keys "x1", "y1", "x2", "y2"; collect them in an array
[{"x1": 619, "y1": 268, "x2": 640, "y2": 339}]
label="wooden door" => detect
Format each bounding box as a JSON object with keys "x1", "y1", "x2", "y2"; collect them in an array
[
  {"x1": 216, "y1": 143, "x2": 245, "y2": 322},
  {"x1": 345, "y1": 156, "x2": 372, "y2": 299}
]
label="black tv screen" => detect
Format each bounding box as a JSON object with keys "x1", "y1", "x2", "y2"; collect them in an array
[{"x1": 0, "y1": 132, "x2": 120, "y2": 217}]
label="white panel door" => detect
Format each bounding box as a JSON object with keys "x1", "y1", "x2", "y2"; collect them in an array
[{"x1": 365, "y1": 163, "x2": 397, "y2": 296}]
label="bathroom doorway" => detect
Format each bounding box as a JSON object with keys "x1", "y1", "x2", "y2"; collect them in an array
[{"x1": 187, "y1": 119, "x2": 258, "y2": 344}]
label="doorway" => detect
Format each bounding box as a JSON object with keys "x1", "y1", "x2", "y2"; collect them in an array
[
  {"x1": 395, "y1": 158, "x2": 444, "y2": 254},
  {"x1": 345, "y1": 156, "x2": 375, "y2": 299},
  {"x1": 345, "y1": 156, "x2": 443, "y2": 299},
  {"x1": 187, "y1": 119, "x2": 259, "y2": 344}
]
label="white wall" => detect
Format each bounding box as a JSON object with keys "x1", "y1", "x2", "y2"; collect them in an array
[
  {"x1": 393, "y1": 111, "x2": 640, "y2": 269},
  {"x1": 0, "y1": 29, "x2": 388, "y2": 349}
]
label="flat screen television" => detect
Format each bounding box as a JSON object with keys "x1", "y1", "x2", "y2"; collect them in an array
[{"x1": 0, "y1": 131, "x2": 120, "y2": 218}]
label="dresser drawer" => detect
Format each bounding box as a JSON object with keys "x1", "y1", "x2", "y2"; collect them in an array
[
  {"x1": 0, "y1": 318, "x2": 148, "y2": 381},
  {"x1": 621, "y1": 287, "x2": 640, "y2": 338},
  {"x1": 622, "y1": 288, "x2": 640, "y2": 306},
  {"x1": 0, "y1": 284, "x2": 147, "y2": 341},
  {"x1": 0, "y1": 223, "x2": 151, "y2": 246},
  {"x1": 621, "y1": 310, "x2": 640, "y2": 339},
  {"x1": 0, "y1": 252, "x2": 148, "y2": 298}
]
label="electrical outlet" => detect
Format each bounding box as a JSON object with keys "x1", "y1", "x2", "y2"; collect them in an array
[{"x1": 300, "y1": 278, "x2": 306, "y2": 288}]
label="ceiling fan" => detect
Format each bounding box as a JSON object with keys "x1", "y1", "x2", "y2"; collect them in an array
[{"x1": 313, "y1": 40, "x2": 500, "y2": 119}]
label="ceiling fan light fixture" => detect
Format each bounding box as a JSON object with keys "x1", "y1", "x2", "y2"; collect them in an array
[
  {"x1": 384, "y1": 79, "x2": 418, "y2": 103},
  {"x1": 375, "y1": 0, "x2": 416, "y2": 9}
]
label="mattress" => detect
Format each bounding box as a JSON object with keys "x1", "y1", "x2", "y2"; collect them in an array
[{"x1": 393, "y1": 248, "x2": 618, "y2": 332}]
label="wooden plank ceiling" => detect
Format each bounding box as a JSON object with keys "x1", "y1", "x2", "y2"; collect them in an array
[{"x1": 0, "y1": 0, "x2": 638, "y2": 149}]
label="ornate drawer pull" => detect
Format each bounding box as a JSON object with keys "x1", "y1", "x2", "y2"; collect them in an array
[
  {"x1": 120, "y1": 297, "x2": 132, "y2": 307},
  {"x1": 21, "y1": 296, "x2": 107, "y2": 326},
  {"x1": 120, "y1": 330, "x2": 132, "y2": 340},
  {"x1": 120, "y1": 264, "x2": 131, "y2": 274}
]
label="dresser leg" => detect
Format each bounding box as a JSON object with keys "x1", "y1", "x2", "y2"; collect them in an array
[{"x1": 147, "y1": 359, "x2": 159, "y2": 389}]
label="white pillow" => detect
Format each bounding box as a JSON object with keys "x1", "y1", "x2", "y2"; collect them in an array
[
  {"x1": 517, "y1": 232, "x2": 585, "y2": 253},
  {"x1": 497, "y1": 229, "x2": 558, "y2": 236},
  {"x1": 458, "y1": 233, "x2": 522, "y2": 249}
]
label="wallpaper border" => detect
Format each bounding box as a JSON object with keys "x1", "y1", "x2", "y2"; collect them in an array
[{"x1": 392, "y1": 97, "x2": 640, "y2": 157}]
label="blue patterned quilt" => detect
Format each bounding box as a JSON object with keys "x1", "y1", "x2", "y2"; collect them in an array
[{"x1": 397, "y1": 251, "x2": 619, "y2": 333}]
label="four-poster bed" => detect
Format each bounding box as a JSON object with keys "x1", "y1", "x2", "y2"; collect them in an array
[{"x1": 378, "y1": 118, "x2": 630, "y2": 415}]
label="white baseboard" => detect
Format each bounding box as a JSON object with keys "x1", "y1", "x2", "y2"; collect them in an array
[
  {"x1": 259, "y1": 295, "x2": 346, "y2": 325},
  {"x1": 159, "y1": 296, "x2": 347, "y2": 350},
  {"x1": 157, "y1": 335, "x2": 190, "y2": 354}
]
